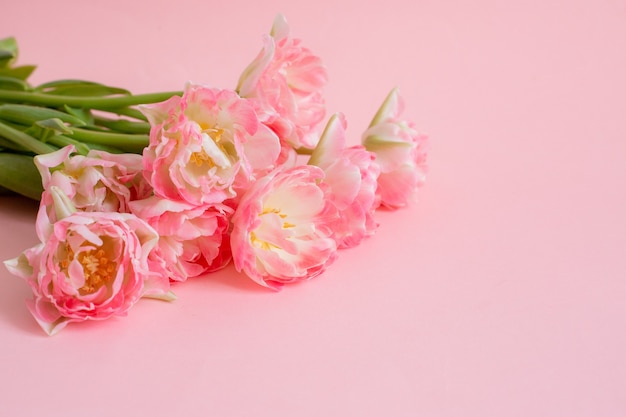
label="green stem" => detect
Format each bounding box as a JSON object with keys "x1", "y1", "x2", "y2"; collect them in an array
[
  {"x1": 0, "y1": 135, "x2": 28, "y2": 152},
  {"x1": 99, "y1": 107, "x2": 148, "y2": 121},
  {"x1": 93, "y1": 116, "x2": 150, "y2": 134},
  {"x1": 0, "y1": 90, "x2": 182, "y2": 110},
  {"x1": 55, "y1": 136, "x2": 125, "y2": 154},
  {"x1": 0, "y1": 120, "x2": 57, "y2": 154},
  {"x1": 46, "y1": 135, "x2": 91, "y2": 155},
  {"x1": 67, "y1": 127, "x2": 148, "y2": 153}
]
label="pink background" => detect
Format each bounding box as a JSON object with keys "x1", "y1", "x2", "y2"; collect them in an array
[{"x1": 1, "y1": 0, "x2": 625, "y2": 415}]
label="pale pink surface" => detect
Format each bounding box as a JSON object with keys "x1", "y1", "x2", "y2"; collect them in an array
[{"x1": 1, "y1": 0, "x2": 625, "y2": 416}]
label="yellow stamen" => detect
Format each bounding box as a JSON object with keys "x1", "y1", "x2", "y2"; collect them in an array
[
  {"x1": 250, "y1": 207, "x2": 298, "y2": 249},
  {"x1": 261, "y1": 208, "x2": 287, "y2": 218},
  {"x1": 59, "y1": 244, "x2": 117, "y2": 295},
  {"x1": 189, "y1": 150, "x2": 214, "y2": 168},
  {"x1": 207, "y1": 128, "x2": 224, "y2": 143},
  {"x1": 188, "y1": 127, "x2": 230, "y2": 169}
]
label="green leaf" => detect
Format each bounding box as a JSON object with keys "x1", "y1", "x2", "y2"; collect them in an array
[
  {"x1": 0, "y1": 104, "x2": 86, "y2": 127},
  {"x1": 0, "y1": 51, "x2": 15, "y2": 68},
  {"x1": 0, "y1": 65, "x2": 36, "y2": 81},
  {"x1": 24, "y1": 118, "x2": 74, "y2": 143},
  {"x1": 35, "y1": 118, "x2": 73, "y2": 134},
  {"x1": 0, "y1": 184, "x2": 15, "y2": 195},
  {"x1": 0, "y1": 37, "x2": 18, "y2": 68},
  {"x1": 35, "y1": 79, "x2": 131, "y2": 97},
  {"x1": 63, "y1": 105, "x2": 94, "y2": 124},
  {"x1": 0, "y1": 75, "x2": 30, "y2": 91},
  {"x1": 0, "y1": 152, "x2": 43, "y2": 200},
  {"x1": 0, "y1": 120, "x2": 57, "y2": 154}
]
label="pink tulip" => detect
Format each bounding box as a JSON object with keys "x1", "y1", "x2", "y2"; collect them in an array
[
  {"x1": 237, "y1": 14, "x2": 328, "y2": 150},
  {"x1": 5, "y1": 199, "x2": 173, "y2": 335},
  {"x1": 140, "y1": 83, "x2": 280, "y2": 206},
  {"x1": 309, "y1": 114, "x2": 380, "y2": 248},
  {"x1": 230, "y1": 165, "x2": 337, "y2": 289},
  {"x1": 130, "y1": 196, "x2": 232, "y2": 282},
  {"x1": 34, "y1": 145, "x2": 150, "y2": 234},
  {"x1": 362, "y1": 88, "x2": 428, "y2": 209}
]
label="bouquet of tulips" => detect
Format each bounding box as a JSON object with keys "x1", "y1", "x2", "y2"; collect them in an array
[{"x1": 0, "y1": 15, "x2": 428, "y2": 335}]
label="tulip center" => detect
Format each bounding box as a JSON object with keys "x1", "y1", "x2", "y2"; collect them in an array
[
  {"x1": 78, "y1": 248, "x2": 117, "y2": 295},
  {"x1": 60, "y1": 244, "x2": 117, "y2": 295},
  {"x1": 206, "y1": 127, "x2": 224, "y2": 143},
  {"x1": 189, "y1": 127, "x2": 231, "y2": 169},
  {"x1": 250, "y1": 232, "x2": 278, "y2": 251},
  {"x1": 261, "y1": 207, "x2": 296, "y2": 229},
  {"x1": 249, "y1": 207, "x2": 296, "y2": 251},
  {"x1": 189, "y1": 150, "x2": 214, "y2": 168}
]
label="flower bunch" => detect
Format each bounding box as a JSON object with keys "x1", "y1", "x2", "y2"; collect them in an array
[{"x1": 1, "y1": 15, "x2": 428, "y2": 335}]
